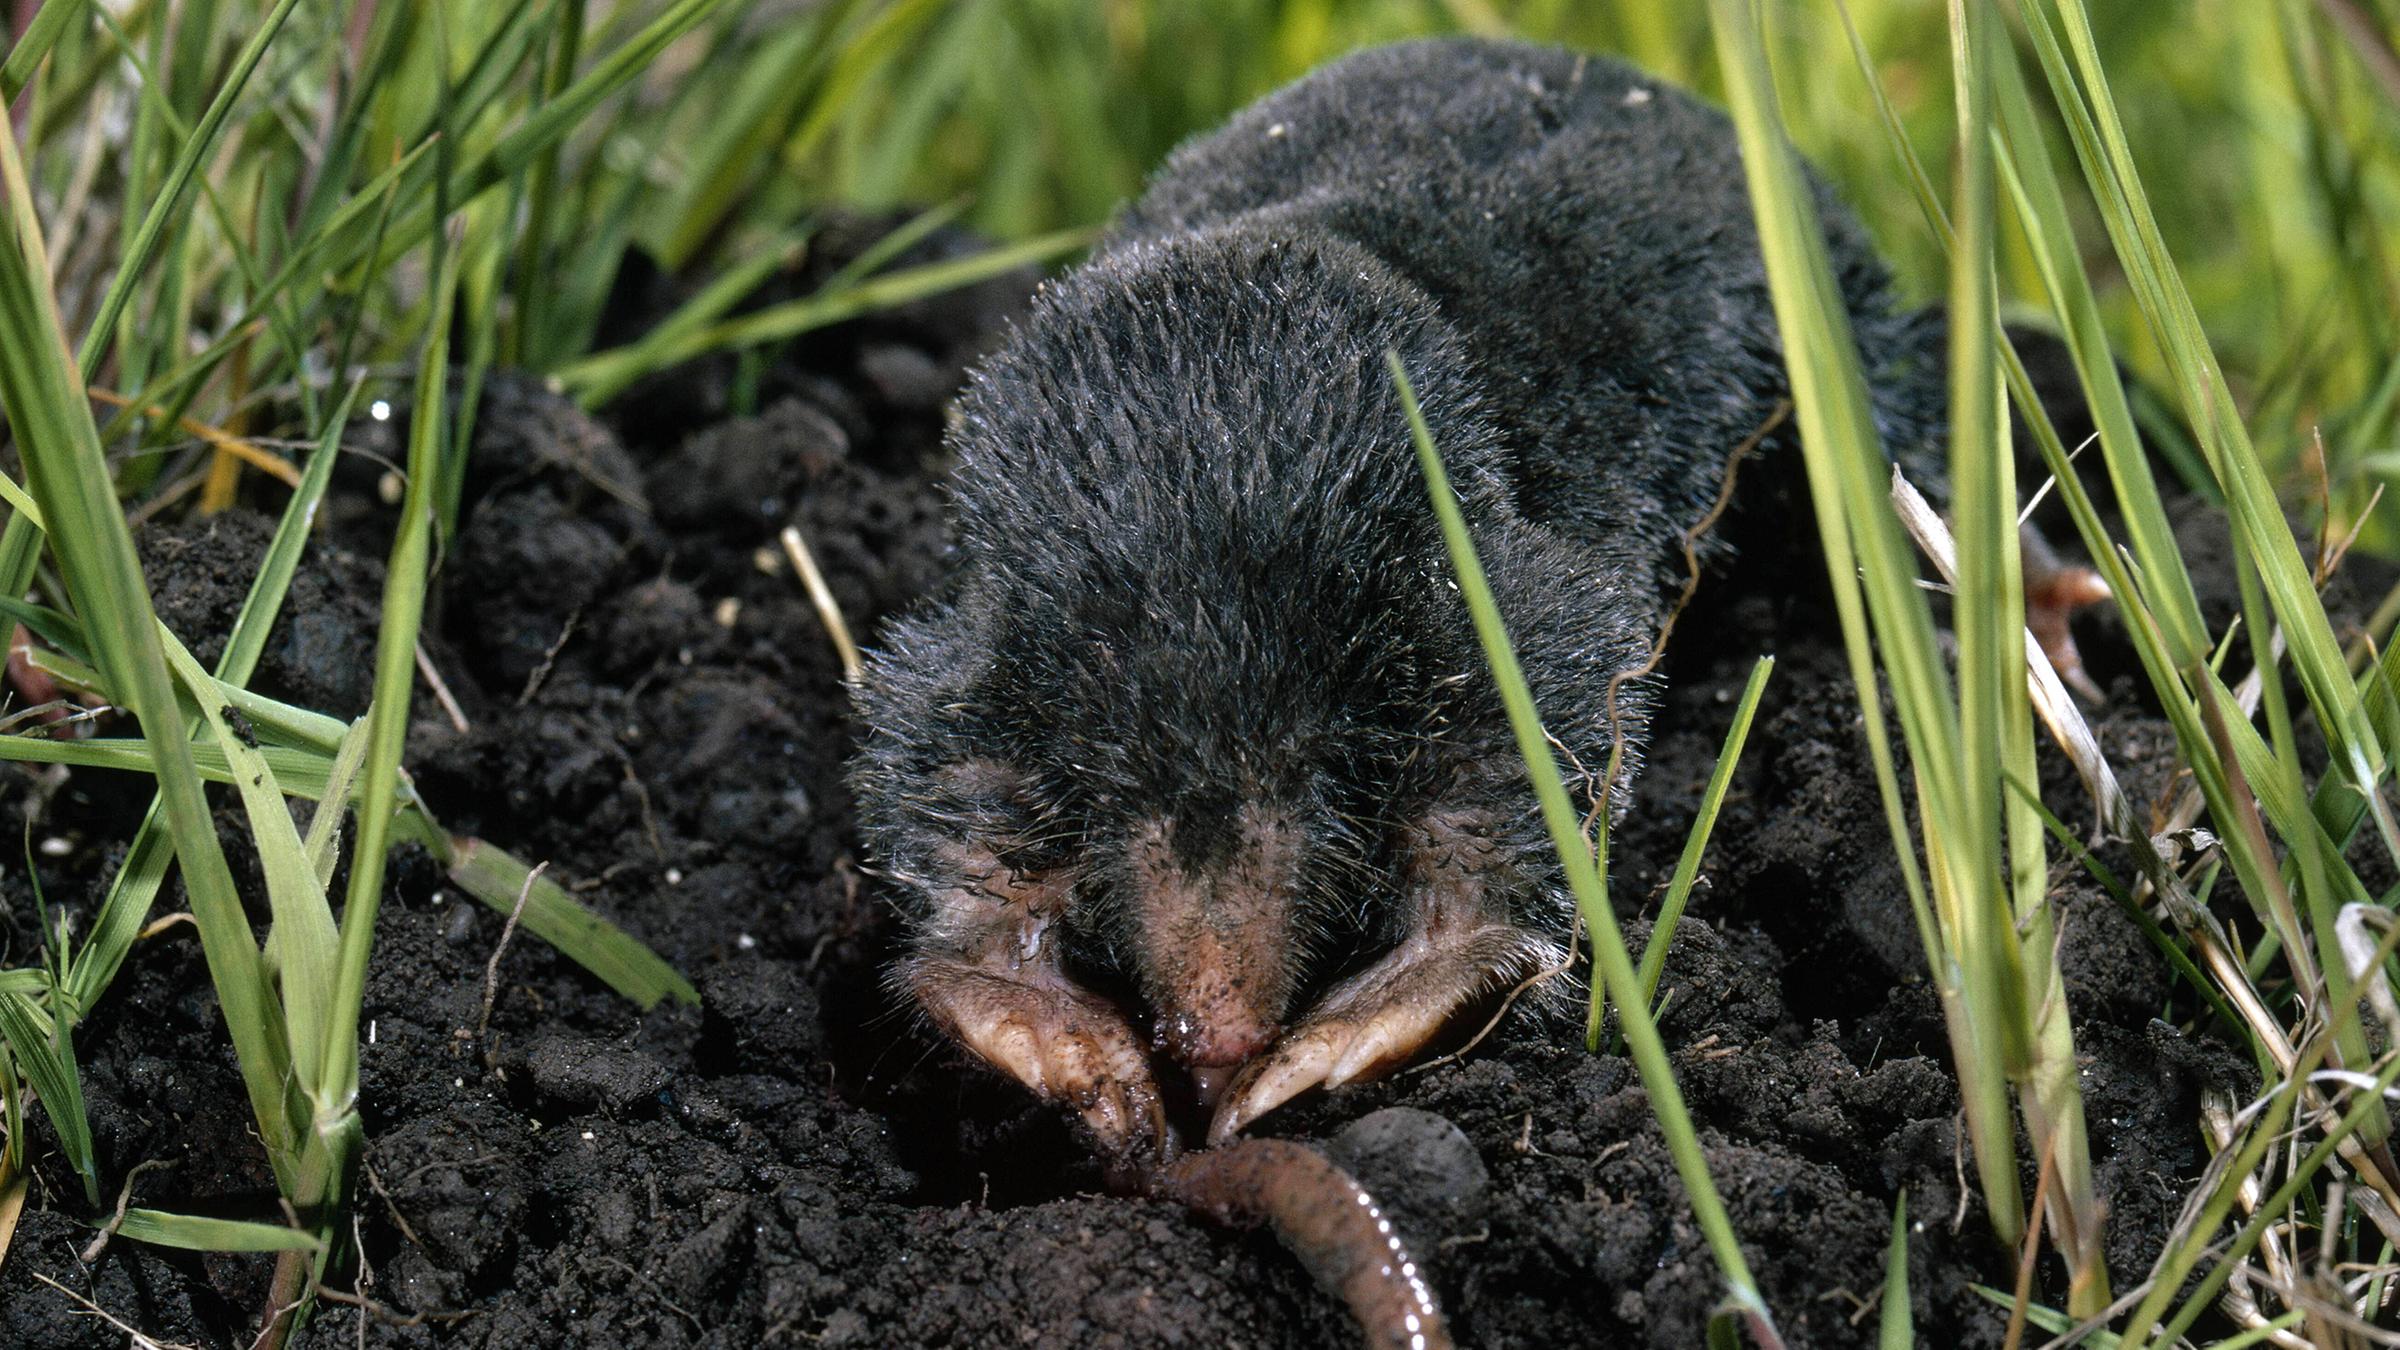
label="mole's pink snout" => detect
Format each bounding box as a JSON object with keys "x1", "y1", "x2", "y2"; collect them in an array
[
  {"x1": 1130, "y1": 808, "x2": 1303, "y2": 1073},
  {"x1": 1156, "y1": 991, "x2": 1280, "y2": 1068}
]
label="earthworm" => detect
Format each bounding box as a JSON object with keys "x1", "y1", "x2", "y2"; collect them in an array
[{"x1": 1158, "y1": 1138, "x2": 1452, "y2": 1350}]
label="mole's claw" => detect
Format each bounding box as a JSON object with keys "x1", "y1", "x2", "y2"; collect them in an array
[
  {"x1": 1056, "y1": 1035, "x2": 1171, "y2": 1162},
  {"x1": 1208, "y1": 1029, "x2": 1342, "y2": 1147},
  {"x1": 1209, "y1": 914, "x2": 1561, "y2": 1146},
  {"x1": 1206, "y1": 995, "x2": 1458, "y2": 1145},
  {"x1": 905, "y1": 959, "x2": 1171, "y2": 1162}
]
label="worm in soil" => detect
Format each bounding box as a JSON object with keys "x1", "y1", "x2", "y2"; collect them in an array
[{"x1": 1158, "y1": 1138, "x2": 1452, "y2": 1350}]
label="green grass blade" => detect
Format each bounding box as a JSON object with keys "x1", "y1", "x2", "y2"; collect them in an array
[
  {"x1": 111, "y1": 1208, "x2": 321, "y2": 1254},
  {"x1": 1966, "y1": 1285, "x2": 2119, "y2": 1346},
  {"x1": 0, "y1": 0, "x2": 85, "y2": 102},
  {"x1": 1393, "y1": 353, "x2": 1777, "y2": 1333},
  {"x1": 0, "y1": 593, "x2": 86, "y2": 657},
  {"x1": 1942, "y1": 3, "x2": 2066, "y2": 1280},
  {"x1": 73, "y1": 0, "x2": 305, "y2": 382},
  {"x1": 439, "y1": 836, "x2": 699, "y2": 1009},
  {"x1": 1632, "y1": 655, "x2": 1770, "y2": 1014},
  {"x1": 305, "y1": 719, "x2": 373, "y2": 891},
  {"x1": 0, "y1": 990, "x2": 96, "y2": 1205},
  {"x1": 161, "y1": 638, "x2": 338, "y2": 1098},
  {"x1": 22, "y1": 640, "x2": 347, "y2": 755},
  {"x1": 1702, "y1": 0, "x2": 2018, "y2": 1247},
  {"x1": 1878, "y1": 1192, "x2": 1911, "y2": 1350},
  {"x1": 315, "y1": 217, "x2": 457, "y2": 1118},
  {"x1": 0, "y1": 734, "x2": 337, "y2": 805},
  {"x1": 1955, "y1": 9, "x2": 2105, "y2": 1309},
  {"x1": 557, "y1": 225, "x2": 1094, "y2": 407}
]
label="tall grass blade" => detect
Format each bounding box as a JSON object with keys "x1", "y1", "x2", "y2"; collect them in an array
[
  {"x1": 1632, "y1": 655, "x2": 1770, "y2": 1015},
  {"x1": 1950, "y1": 0, "x2": 2108, "y2": 1313},
  {"x1": 557, "y1": 226, "x2": 1093, "y2": 407},
  {"x1": 1393, "y1": 354, "x2": 1781, "y2": 1338},
  {"x1": 75, "y1": 0, "x2": 305, "y2": 382},
  {"x1": 1942, "y1": 0, "x2": 2049, "y2": 1271},
  {"x1": 315, "y1": 221, "x2": 456, "y2": 1123},
  {"x1": 1708, "y1": 2, "x2": 2115, "y2": 1308},
  {"x1": 0, "y1": 0, "x2": 84, "y2": 102},
  {"x1": 1702, "y1": 0, "x2": 2020, "y2": 1249}
]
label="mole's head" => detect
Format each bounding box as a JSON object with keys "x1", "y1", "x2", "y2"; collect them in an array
[{"x1": 854, "y1": 231, "x2": 1515, "y2": 1077}]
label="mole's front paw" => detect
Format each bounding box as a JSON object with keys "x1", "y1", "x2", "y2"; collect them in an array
[
  {"x1": 1207, "y1": 1001, "x2": 1428, "y2": 1147},
  {"x1": 2021, "y1": 522, "x2": 2112, "y2": 701},
  {"x1": 1208, "y1": 917, "x2": 1559, "y2": 1146},
  {"x1": 906, "y1": 958, "x2": 1171, "y2": 1163}
]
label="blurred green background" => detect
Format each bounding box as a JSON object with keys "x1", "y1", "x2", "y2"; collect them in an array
[
  {"x1": 13, "y1": 0, "x2": 2395, "y2": 531},
  {"x1": 745, "y1": 0, "x2": 2398, "y2": 527}
]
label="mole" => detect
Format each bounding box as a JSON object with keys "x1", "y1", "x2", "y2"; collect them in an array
[{"x1": 849, "y1": 36, "x2": 2095, "y2": 1166}]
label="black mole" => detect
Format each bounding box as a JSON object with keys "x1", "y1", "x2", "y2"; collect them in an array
[{"x1": 852, "y1": 37, "x2": 1972, "y2": 1164}]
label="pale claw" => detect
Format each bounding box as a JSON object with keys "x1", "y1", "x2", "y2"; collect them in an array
[
  {"x1": 1206, "y1": 1006, "x2": 1438, "y2": 1146},
  {"x1": 907, "y1": 960, "x2": 1171, "y2": 1164},
  {"x1": 1207, "y1": 920, "x2": 1558, "y2": 1146}
]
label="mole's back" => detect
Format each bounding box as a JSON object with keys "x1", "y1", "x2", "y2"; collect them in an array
[{"x1": 1107, "y1": 38, "x2": 1939, "y2": 575}]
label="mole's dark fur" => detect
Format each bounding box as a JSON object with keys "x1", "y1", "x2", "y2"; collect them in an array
[{"x1": 850, "y1": 38, "x2": 1946, "y2": 1158}]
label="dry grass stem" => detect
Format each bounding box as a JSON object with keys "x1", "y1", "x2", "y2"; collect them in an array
[{"x1": 778, "y1": 523, "x2": 862, "y2": 684}]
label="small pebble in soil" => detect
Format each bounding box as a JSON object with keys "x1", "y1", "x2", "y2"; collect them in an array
[{"x1": 1324, "y1": 1107, "x2": 1490, "y2": 1249}]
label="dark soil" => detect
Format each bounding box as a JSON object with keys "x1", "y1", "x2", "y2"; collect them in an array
[{"x1": 0, "y1": 224, "x2": 2308, "y2": 1347}]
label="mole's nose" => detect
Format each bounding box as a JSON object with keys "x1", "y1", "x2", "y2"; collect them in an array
[
  {"x1": 1128, "y1": 809, "x2": 1301, "y2": 1071},
  {"x1": 1156, "y1": 1004, "x2": 1279, "y2": 1068}
]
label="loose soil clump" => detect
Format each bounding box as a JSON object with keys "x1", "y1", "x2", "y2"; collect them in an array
[{"x1": 0, "y1": 229, "x2": 2277, "y2": 1346}]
